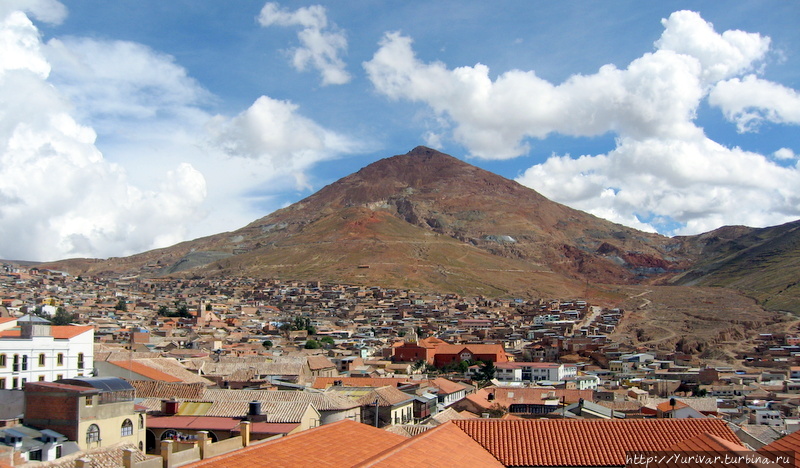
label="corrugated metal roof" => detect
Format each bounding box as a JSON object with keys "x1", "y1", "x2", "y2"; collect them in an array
[{"x1": 176, "y1": 401, "x2": 213, "y2": 416}]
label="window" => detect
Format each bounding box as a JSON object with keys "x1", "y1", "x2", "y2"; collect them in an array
[
  {"x1": 77, "y1": 353, "x2": 84, "y2": 369},
  {"x1": 12, "y1": 355, "x2": 18, "y2": 372},
  {"x1": 86, "y1": 424, "x2": 100, "y2": 444},
  {"x1": 28, "y1": 450, "x2": 42, "y2": 461},
  {"x1": 56, "y1": 374, "x2": 63, "y2": 381},
  {"x1": 57, "y1": 353, "x2": 64, "y2": 366},
  {"x1": 85, "y1": 396, "x2": 93, "y2": 406},
  {"x1": 12, "y1": 378, "x2": 18, "y2": 389},
  {"x1": 0, "y1": 354, "x2": 6, "y2": 367},
  {"x1": 21, "y1": 355, "x2": 27, "y2": 371},
  {"x1": 38, "y1": 353, "x2": 45, "y2": 367},
  {"x1": 139, "y1": 414, "x2": 145, "y2": 429},
  {"x1": 0, "y1": 378, "x2": 5, "y2": 389},
  {"x1": 121, "y1": 419, "x2": 133, "y2": 437},
  {"x1": 38, "y1": 375, "x2": 45, "y2": 381}
]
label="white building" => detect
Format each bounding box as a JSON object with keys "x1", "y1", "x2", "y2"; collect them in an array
[
  {"x1": 495, "y1": 362, "x2": 577, "y2": 383},
  {"x1": 533, "y1": 314, "x2": 560, "y2": 326},
  {"x1": 0, "y1": 316, "x2": 94, "y2": 390},
  {"x1": 573, "y1": 374, "x2": 601, "y2": 390},
  {"x1": 753, "y1": 409, "x2": 784, "y2": 428}
]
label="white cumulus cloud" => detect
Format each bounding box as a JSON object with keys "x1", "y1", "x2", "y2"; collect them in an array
[
  {"x1": 0, "y1": 0, "x2": 66, "y2": 25},
  {"x1": 654, "y1": 10, "x2": 770, "y2": 84},
  {"x1": 0, "y1": 9, "x2": 209, "y2": 261},
  {"x1": 709, "y1": 75, "x2": 800, "y2": 132},
  {"x1": 206, "y1": 95, "x2": 356, "y2": 174},
  {"x1": 364, "y1": 10, "x2": 799, "y2": 235},
  {"x1": 258, "y1": 2, "x2": 350, "y2": 86},
  {"x1": 773, "y1": 148, "x2": 796, "y2": 161},
  {"x1": 1, "y1": 5, "x2": 361, "y2": 261}
]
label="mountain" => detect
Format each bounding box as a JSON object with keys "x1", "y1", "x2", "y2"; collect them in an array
[
  {"x1": 668, "y1": 220, "x2": 800, "y2": 313},
  {"x1": 41, "y1": 146, "x2": 800, "y2": 312}
]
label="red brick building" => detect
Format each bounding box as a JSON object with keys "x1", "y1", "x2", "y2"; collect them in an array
[{"x1": 393, "y1": 338, "x2": 507, "y2": 367}]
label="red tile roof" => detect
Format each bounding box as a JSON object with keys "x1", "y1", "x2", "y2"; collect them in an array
[
  {"x1": 51, "y1": 325, "x2": 93, "y2": 339},
  {"x1": 452, "y1": 419, "x2": 741, "y2": 467},
  {"x1": 668, "y1": 431, "x2": 749, "y2": 452},
  {"x1": 184, "y1": 419, "x2": 405, "y2": 468},
  {"x1": 759, "y1": 430, "x2": 800, "y2": 467},
  {"x1": 656, "y1": 399, "x2": 690, "y2": 413},
  {"x1": 354, "y1": 422, "x2": 503, "y2": 467},
  {"x1": 429, "y1": 377, "x2": 466, "y2": 395},
  {"x1": 434, "y1": 344, "x2": 508, "y2": 361},
  {"x1": 109, "y1": 360, "x2": 183, "y2": 382},
  {"x1": 0, "y1": 325, "x2": 92, "y2": 339}
]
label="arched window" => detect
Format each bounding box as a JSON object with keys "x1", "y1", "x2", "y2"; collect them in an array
[
  {"x1": 121, "y1": 419, "x2": 133, "y2": 437},
  {"x1": 139, "y1": 414, "x2": 145, "y2": 429},
  {"x1": 86, "y1": 424, "x2": 100, "y2": 444}
]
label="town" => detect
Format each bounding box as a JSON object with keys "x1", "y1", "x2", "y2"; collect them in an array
[{"x1": 0, "y1": 263, "x2": 798, "y2": 467}]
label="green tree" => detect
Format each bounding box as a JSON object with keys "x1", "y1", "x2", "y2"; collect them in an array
[
  {"x1": 262, "y1": 340, "x2": 273, "y2": 350},
  {"x1": 320, "y1": 336, "x2": 335, "y2": 346},
  {"x1": 114, "y1": 298, "x2": 128, "y2": 312},
  {"x1": 51, "y1": 307, "x2": 77, "y2": 325},
  {"x1": 304, "y1": 339, "x2": 321, "y2": 349},
  {"x1": 475, "y1": 361, "x2": 496, "y2": 384}
]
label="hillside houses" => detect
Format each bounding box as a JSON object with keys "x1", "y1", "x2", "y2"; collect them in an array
[{"x1": 1, "y1": 264, "x2": 800, "y2": 464}]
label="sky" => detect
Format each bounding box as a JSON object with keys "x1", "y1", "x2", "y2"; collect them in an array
[{"x1": 1, "y1": 1, "x2": 799, "y2": 262}]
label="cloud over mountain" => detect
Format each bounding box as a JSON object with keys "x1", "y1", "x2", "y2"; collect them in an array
[
  {"x1": 364, "y1": 10, "x2": 799, "y2": 235},
  {"x1": 0, "y1": 3, "x2": 357, "y2": 261}
]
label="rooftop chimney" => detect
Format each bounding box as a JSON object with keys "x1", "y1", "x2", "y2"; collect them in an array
[
  {"x1": 248, "y1": 400, "x2": 262, "y2": 416},
  {"x1": 247, "y1": 400, "x2": 268, "y2": 422},
  {"x1": 161, "y1": 398, "x2": 179, "y2": 415}
]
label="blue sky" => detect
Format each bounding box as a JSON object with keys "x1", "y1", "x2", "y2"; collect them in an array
[{"x1": 1, "y1": 1, "x2": 799, "y2": 261}]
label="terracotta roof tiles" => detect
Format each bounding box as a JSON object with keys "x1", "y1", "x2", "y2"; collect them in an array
[
  {"x1": 759, "y1": 430, "x2": 800, "y2": 467},
  {"x1": 669, "y1": 432, "x2": 749, "y2": 453},
  {"x1": 51, "y1": 325, "x2": 94, "y2": 339},
  {"x1": 307, "y1": 355, "x2": 336, "y2": 370},
  {"x1": 656, "y1": 399, "x2": 690, "y2": 413},
  {"x1": 129, "y1": 380, "x2": 206, "y2": 399},
  {"x1": 184, "y1": 419, "x2": 405, "y2": 468},
  {"x1": 452, "y1": 419, "x2": 740, "y2": 467},
  {"x1": 109, "y1": 360, "x2": 182, "y2": 382},
  {"x1": 353, "y1": 386, "x2": 414, "y2": 407},
  {"x1": 355, "y1": 422, "x2": 503, "y2": 468},
  {"x1": 429, "y1": 377, "x2": 467, "y2": 395}
]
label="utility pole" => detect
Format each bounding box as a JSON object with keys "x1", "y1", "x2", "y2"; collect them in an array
[{"x1": 374, "y1": 398, "x2": 380, "y2": 427}]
